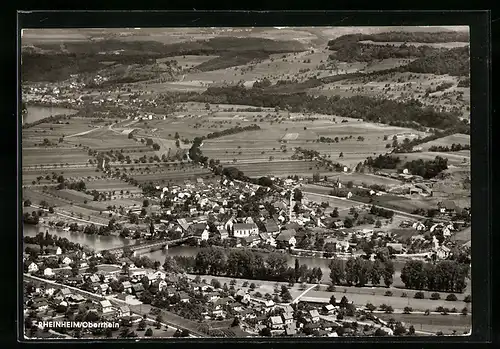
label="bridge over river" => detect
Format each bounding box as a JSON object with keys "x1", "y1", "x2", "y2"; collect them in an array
[{"x1": 101, "y1": 237, "x2": 196, "y2": 256}]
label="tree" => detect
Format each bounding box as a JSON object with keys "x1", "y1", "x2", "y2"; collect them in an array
[
  {"x1": 375, "y1": 219, "x2": 382, "y2": 228},
  {"x1": 408, "y1": 325, "x2": 415, "y2": 335},
  {"x1": 330, "y1": 207, "x2": 339, "y2": 218},
  {"x1": 259, "y1": 327, "x2": 272, "y2": 337},
  {"x1": 143, "y1": 199, "x2": 149, "y2": 207},
  {"x1": 414, "y1": 291, "x2": 425, "y2": 299},
  {"x1": 88, "y1": 261, "x2": 98, "y2": 274},
  {"x1": 231, "y1": 317, "x2": 240, "y2": 327},
  {"x1": 430, "y1": 293, "x2": 441, "y2": 300},
  {"x1": 329, "y1": 295, "x2": 337, "y2": 306},
  {"x1": 461, "y1": 307, "x2": 468, "y2": 315},
  {"x1": 344, "y1": 217, "x2": 354, "y2": 228},
  {"x1": 138, "y1": 319, "x2": 146, "y2": 331},
  {"x1": 394, "y1": 323, "x2": 406, "y2": 336},
  {"x1": 329, "y1": 259, "x2": 345, "y2": 285},
  {"x1": 211, "y1": 278, "x2": 221, "y2": 289},
  {"x1": 446, "y1": 294, "x2": 458, "y2": 301},
  {"x1": 340, "y1": 296, "x2": 349, "y2": 308},
  {"x1": 365, "y1": 303, "x2": 376, "y2": 312},
  {"x1": 293, "y1": 189, "x2": 303, "y2": 202},
  {"x1": 383, "y1": 260, "x2": 395, "y2": 287},
  {"x1": 144, "y1": 328, "x2": 153, "y2": 336}
]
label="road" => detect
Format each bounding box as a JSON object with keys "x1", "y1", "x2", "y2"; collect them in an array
[
  {"x1": 292, "y1": 284, "x2": 318, "y2": 304},
  {"x1": 65, "y1": 126, "x2": 102, "y2": 138},
  {"x1": 109, "y1": 121, "x2": 176, "y2": 156}
]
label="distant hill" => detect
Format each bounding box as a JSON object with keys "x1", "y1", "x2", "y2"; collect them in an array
[{"x1": 21, "y1": 37, "x2": 306, "y2": 82}]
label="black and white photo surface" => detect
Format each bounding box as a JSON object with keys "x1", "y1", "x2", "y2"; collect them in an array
[{"x1": 21, "y1": 26, "x2": 472, "y2": 339}]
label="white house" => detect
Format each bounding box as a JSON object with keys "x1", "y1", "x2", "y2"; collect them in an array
[
  {"x1": 62, "y1": 256, "x2": 73, "y2": 265},
  {"x1": 28, "y1": 262, "x2": 39, "y2": 273},
  {"x1": 282, "y1": 312, "x2": 294, "y2": 325},
  {"x1": 201, "y1": 229, "x2": 210, "y2": 241},
  {"x1": 412, "y1": 222, "x2": 426, "y2": 231},
  {"x1": 436, "y1": 245, "x2": 451, "y2": 259},
  {"x1": 43, "y1": 268, "x2": 54, "y2": 276},
  {"x1": 269, "y1": 316, "x2": 284, "y2": 329},
  {"x1": 99, "y1": 300, "x2": 113, "y2": 314},
  {"x1": 233, "y1": 223, "x2": 259, "y2": 238},
  {"x1": 309, "y1": 309, "x2": 320, "y2": 323}
]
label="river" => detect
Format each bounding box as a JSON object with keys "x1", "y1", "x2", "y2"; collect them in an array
[
  {"x1": 23, "y1": 225, "x2": 336, "y2": 277},
  {"x1": 24, "y1": 106, "x2": 78, "y2": 124}
]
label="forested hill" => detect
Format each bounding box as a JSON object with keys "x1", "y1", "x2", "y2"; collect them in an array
[
  {"x1": 405, "y1": 46, "x2": 470, "y2": 76},
  {"x1": 327, "y1": 31, "x2": 469, "y2": 48},
  {"x1": 22, "y1": 37, "x2": 306, "y2": 82},
  {"x1": 194, "y1": 85, "x2": 461, "y2": 130}
]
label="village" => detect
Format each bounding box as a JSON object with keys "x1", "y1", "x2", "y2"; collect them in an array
[
  {"x1": 21, "y1": 26, "x2": 473, "y2": 340},
  {"x1": 23, "y1": 173, "x2": 472, "y2": 338}
]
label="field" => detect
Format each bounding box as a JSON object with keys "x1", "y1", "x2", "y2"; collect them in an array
[
  {"x1": 419, "y1": 133, "x2": 470, "y2": 151},
  {"x1": 398, "y1": 151, "x2": 470, "y2": 166},
  {"x1": 200, "y1": 115, "x2": 428, "y2": 168},
  {"x1": 376, "y1": 313, "x2": 470, "y2": 335},
  {"x1": 22, "y1": 148, "x2": 91, "y2": 167}
]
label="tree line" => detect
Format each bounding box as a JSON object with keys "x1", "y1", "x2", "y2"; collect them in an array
[
  {"x1": 428, "y1": 143, "x2": 470, "y2": 152},
  {"x1": 196, "y1": 85, "x2": 461, "y2": 130},
  {"x1": 167, "y1": 247, "x2": 324, "y2": 283},
  {"x1": 400, "y1": 259, "x2": 469, "y2": 293},
  {"x1": 364, "y1": 154, "x2": 402, "y2": 169},
  {"x1": 23, "y1": 232, "x2": 83, "y2": 257},
  {"x1": 329, "y1": 42, "x2": 447, "y2": 63},
  {"x1": 327, "y1": 32, "x2": 469, "y2": 47},
  {"x1": 329, "y1": 257, "x2": 395, "y2": 287},
  {"x1": 404, "y1": 156, "x2": 448, "y2": 179}
]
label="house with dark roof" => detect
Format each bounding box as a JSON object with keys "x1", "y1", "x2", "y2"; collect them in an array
[
  {"x1": 439, "y1": 200, "x2": 458, "y2": 214},
  {"x1": 386, "y1": 243, "x2": 404, "y2": 254},
  {"x1": 131, "y1": 283, "x2": 145, "y2": 296},
  {"x1": 264, "y1": 219, "x2": 279, "y2": 234},
  {"x1": 259, "y1": 232, "x2": 276, "y2": 246},
  {"x1": 276, "y1": 229, "x2": 297, "y2": 247}
]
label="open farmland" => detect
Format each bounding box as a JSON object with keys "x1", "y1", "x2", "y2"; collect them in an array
[
  {"x1": 229, "y1": 160, "x2": 332, "y2": 179},
  {"x1": 22, "y1": 147, "x2": 91, "y2": 167},
  {"x1": 202, "y1": 117, "x2": 428, "y2": 167}
]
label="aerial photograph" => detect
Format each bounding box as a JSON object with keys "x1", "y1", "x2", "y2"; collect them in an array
[{"x1": 20, "y1": 26, "x2": 471, "y2": 339}]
